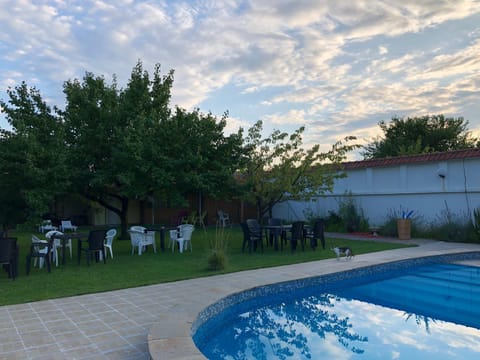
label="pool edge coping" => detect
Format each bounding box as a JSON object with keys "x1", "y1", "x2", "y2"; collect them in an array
[
  {"x1": 192, "y1": 251, "x2": 480, "y2": 348},
  {"x1": 147, "y1": 242, "x2": 480, "y2": 360}
]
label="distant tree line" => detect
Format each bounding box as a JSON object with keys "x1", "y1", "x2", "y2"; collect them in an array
[
  {"x1": 362, "y1": 115, "x2": 479, "y2": 159},
  {"x1": 5, "y1": 61, "x2": 472, "y2": 235}
]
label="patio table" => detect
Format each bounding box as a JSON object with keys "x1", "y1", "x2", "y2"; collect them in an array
[
  {"x1": 52, "y1": 232, "x2": 88, "y2": 265},
  {"x1": 261, "y1": 224, "x2": 291, "y2": 251}
]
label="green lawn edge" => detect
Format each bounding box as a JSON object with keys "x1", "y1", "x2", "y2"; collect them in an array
[{"x1": 0, "y1": 227, "x2": 415, "y2": 306}]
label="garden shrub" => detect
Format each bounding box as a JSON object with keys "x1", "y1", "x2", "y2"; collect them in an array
[
  {"x1": 337, "y1": 194, "x2": 369, "y2": 233},
  {"x1": 324, "y1": 210, "x2": 344, "y2": 232},
  {"x1": 379, "y1": 206, "x2": 480, "y2": 243},
  {"x1": 424, "y1": 209, "x2": 476, "y2": 243},
  {"x1": 207, "y1": 226, "x2": 229, "y2": 270},
  {"x1": 379, "y1": 208, "x2": 424, "y2": 238}
]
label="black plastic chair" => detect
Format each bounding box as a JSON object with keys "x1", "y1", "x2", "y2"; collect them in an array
[
  {"x1": 305, "y1": 219, "x2": 326, "y2": 250},
  {"x1": 289, "y1": 221, "x2": 305, "y2": 252},
  {"x1": 241, "y1": 221, "x2": 263, "y2": 253},
  {"x1": 240, "y1": 223, "x2": 251, "y2": 252},
  {"x1": 246, "y1": 219, "x2": 264, "y2": 253},
  {"x1": 1, "y1": 237, "x2": 18, "y2": 280},
  {"x1": 80, "y1": 229, "x2": 107, "y2": 266},
  {"x1": 26, "y1": 236, "x2": 52, "y2": 275}
]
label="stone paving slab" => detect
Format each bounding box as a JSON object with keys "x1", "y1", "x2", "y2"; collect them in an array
[
  {"x1": 1, "y1": 237, "x2": 479, "y2": 360},
  {"x1": 148, "y1": 239, "x2": 480, "y2": 360}
]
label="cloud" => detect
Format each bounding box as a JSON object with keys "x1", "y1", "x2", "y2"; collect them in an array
[
  {"x1": 263, "y1": 109, "x2": 308, "y2": 126},
  {"x1": 1, "y1": 0, "x2": 480, "y2": 159},
  {"x1": 379, "y1": 46, "x2": 388, "y2": 55},
  {"x1": 224, "y1": 115, "x2": 250, "y2": 136},
  {"x1": 408, "y1": 38, "x2": 480, "y2": 81}
]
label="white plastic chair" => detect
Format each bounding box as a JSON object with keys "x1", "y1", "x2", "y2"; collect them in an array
[
  {"x1": 131, "y1": 226, "x2": 151, "y2": 234},
  {"x1": 38, "y1": 220, "x2": 57, "y2": 233},
  {"x1": 60, "y1": 220, "x2": 78, "y2": 232},
  {"x1": 128, "y1": 230, "x2": 142, "y2": 255},
  {"x1": 128, "y1": 226, "x2": 156, "y2": 255},
  {"x1": 178, "y1": 224, "x2": 194, "y2": 252},
  {"x1": 217, "y1": 210, "x2": 230, "y2": 227},
  {"x1": 170, "y1": 229, "x2": 184, "y2": 252},
  {"x1": 45, "y1": 230, "x2": 72, "y2": 266},
  {"x1": 104, "y1": 229, "x2": 117, "y2": 259},
  {"x1": 46, "y1": 230, "x2": 73, "y2": 265}
]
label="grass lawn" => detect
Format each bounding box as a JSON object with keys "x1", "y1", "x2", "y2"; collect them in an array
[{"x1": 0, "y1": 226, "x2": 414, "y2": 306}]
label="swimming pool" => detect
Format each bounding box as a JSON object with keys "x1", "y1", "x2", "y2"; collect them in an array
[{"x1": 193, "y1": 253, "x2": 480, "y2": 359}]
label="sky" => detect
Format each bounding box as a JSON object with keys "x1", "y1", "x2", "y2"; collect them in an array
[{"x1": 1, "y1": 0, "x2": 480, "y2": 160}]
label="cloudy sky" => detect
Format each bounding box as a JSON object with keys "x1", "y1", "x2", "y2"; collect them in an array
[{"x1": 1, "y1": 0, "x2": 480, "y2": 159}]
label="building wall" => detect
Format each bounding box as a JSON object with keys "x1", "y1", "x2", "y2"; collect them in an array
[{"x1": 273, "y1": 156, "x2": 480, "y2": 226}]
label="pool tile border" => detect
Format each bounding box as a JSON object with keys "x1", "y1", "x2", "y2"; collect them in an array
[
  {"x1": 192, "y1": 251, "x2": 480, "y2": 347},
  {"x1": 147, "y1": 240, "x2": 480, "y2": 359}
]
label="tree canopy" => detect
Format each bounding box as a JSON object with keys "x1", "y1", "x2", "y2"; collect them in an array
[
  {"x1": 0, "y1": 82, "x2": 67, "y2": 229},
  {"x1": 0, "y1": 61, "x2": 245, "y2": 236},
  {"x1": 239, "y1": 121, "x2": 358, "y2": 219},
  {"x1": 0, "y1": 61, "x2": 359, "y2": 231},
  {"x1": 60, "y1": 62, "x2": 176, "y2": 237},
  {"x1": 60, "y1": 61, "x2": 245, "y2": 237},
  {"x1": 362, "y1": 115, "x2": 479, "y2": 159}
]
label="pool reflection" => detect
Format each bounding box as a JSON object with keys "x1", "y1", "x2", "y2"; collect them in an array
[
  {"x1": 199, "y1": 264, "x2": 480, "y2": 359},
  {"x1": 202, "y1": 294, "x2": 480, "y2": 359},
  {"x1": 204, "y1": 293, "x2": 367, "y2": 359}
]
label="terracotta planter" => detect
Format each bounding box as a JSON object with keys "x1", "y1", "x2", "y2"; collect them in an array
[{"x1": 397, "y1": 219, "x2": 411, "y2": 240}]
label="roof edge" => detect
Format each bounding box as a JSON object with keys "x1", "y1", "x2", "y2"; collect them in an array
[{"x1": 342, "y1": 148, "x2": 480, "y2": 170}]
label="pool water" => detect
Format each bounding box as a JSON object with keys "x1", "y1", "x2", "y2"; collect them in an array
[{"x1": 195, "y1": 264, "x2": 480, "y2": 359}]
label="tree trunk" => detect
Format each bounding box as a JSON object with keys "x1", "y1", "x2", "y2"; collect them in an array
[
  {"x1": 119, "y1": 197, "x2": 129, "y2": 240},
  {"x1": 83, "y1": 194, "x2": 130, "y2": 240}
]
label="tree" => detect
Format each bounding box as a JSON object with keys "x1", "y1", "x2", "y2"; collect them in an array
[
  {"x1": 239, "y1": 121, "x2": 358, "y2": 220},
  {"x1": 61, "y1": 61, "x2": 175, "y2": 238},
  {"x1": 61, "y1": 61, "x2": 244, "y2": 238},
  {"x1": 157, "y1": 107, "x2": 244, "y2": 202},
  {"x1": 362, "y1": 114, "x2": 479, "y2": 159},
  {"x1": 0, "y1": 82, "x2": 67, "y2": 229},
  {"x1": 0, "y1": 135, "x2": 29, "y2": 231}
]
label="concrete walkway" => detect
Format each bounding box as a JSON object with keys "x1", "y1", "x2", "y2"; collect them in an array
[{"x1": 1, "y1": 236, "x2": 479, "y2": 359}]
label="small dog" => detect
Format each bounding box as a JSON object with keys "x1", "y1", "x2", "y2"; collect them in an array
[{"x1": 331, "y1": 246, "x2": 354, "y2": 260}]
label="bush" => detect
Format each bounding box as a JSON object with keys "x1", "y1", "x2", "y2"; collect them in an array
[
  {"x1": 380, "y1": 209, "x2": 404, "y2": 237},
  {"x1": 379, "y1": 213, "x2": 398, "y2": 237},
  {"x1": 206, "y1": 226, "x2": 229, "y2": 271},
  {"x1": 424, "y1": 209, "x2": 476, "y2": 243},
  {"x1": 301, "y1": 193, "x2": 370, "y2": 233},
  {"x1": 207, "y1": 250, "x2": 227, "y2": 271},
  {"x1": 473, "y1": 208, "x2": 480, "y2": 242},
  {"x1": 379, "y1": 206, "x2": 480, "y2": 243},
  {"x1": 337, "y1": 194, "x2": 369, "y2": 233},
  {"x1": 380, "y1": 208, "x2": 424, "y2": 238},
  {"x1": 324, "y1": 210, "x2": 344, "y2": 232}
]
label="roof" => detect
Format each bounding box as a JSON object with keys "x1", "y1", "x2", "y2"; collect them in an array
[{"x1": 342, "y1": 148, "x2": 480, "y2": 170}]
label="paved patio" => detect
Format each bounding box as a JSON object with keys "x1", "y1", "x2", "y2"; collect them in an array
[{"x1": 1, "y1": 235, "x2": 479, "y2": 359}]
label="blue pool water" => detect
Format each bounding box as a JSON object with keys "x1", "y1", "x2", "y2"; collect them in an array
[{"x1": 194, "y1": 261, "x2": 480, "y2": 359}]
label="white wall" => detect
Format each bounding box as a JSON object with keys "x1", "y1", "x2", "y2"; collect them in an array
[{"x1": 273, "y1": 157, "x2": 480, "y2": 226}]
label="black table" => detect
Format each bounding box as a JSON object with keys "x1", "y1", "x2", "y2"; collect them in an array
[
  {"x1": 261, "y1": 224, "x2": 291, "y2": 251},
  {"x1": 52, "y1": 232, "x2": 88, "y2": 265}
]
